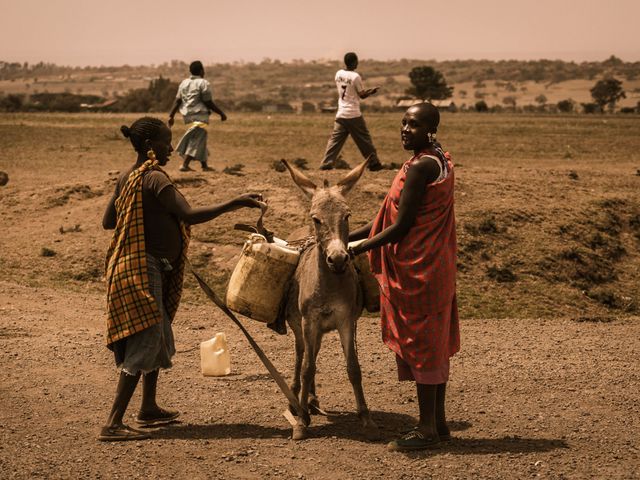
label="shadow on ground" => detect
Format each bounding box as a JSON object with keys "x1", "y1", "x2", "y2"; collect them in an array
[
  {"x1": 401, "y1": 436, "x2": 569, "y2": 458},
  {"x1": 152, "y1": 410, "x2": 423, "y2": 442}
]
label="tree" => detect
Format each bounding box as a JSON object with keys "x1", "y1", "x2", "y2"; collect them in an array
[
  {"x1": 475, "y1": 100, "x2": 489, "y2": 112},
  {"x1": 557, "y1": 99, "x2": 575, "y2": 113},
  {"x1": 406, "y1": 66, "x2": 453, "y2": 101},
  {"x1": 0, "y1": 94, "x2": 25, "y2": 112},
  {"x1": 590, "y1": 77, "x2": 625, "y2": 113},
  {"x1": 581, "y1": 102, "x2": 600, "y2": 114},
  {"x1": 535, "y1": 94, "x2": 547, "y2": 106},
  {"x1": 502, "y1": 96, "x2": 517, "y2": 109}
]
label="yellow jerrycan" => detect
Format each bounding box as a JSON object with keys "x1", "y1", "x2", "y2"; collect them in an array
[
  {"x1": 200, "y1": 332, "x2": 231, "y2": 376},
  {"x1": 226, "y1": 234, "x2": 300, "y2": 323}
]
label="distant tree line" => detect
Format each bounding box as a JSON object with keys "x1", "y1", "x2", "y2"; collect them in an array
[
  {"x1": 406, "y1": 64, "x2": 633, "y2": 114},
  {"x1": 0, "y1": 61, "x2": 637, "y2": 114},
  {"x1": 2, "y1": 56, "x2": 639, "y2": 84}
]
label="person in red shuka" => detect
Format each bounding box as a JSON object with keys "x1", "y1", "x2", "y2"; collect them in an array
[{"x1": 349, "y1": 102, "x2": 460, "y2": 451}]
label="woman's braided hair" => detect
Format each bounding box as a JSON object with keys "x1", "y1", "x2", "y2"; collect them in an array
[{"x1": 120, "y1": 117, "x2": 165, "y2": 152}]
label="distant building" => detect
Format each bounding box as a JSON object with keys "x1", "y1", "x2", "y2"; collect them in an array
[
  {"x1": 431, "y1": 99, "x2": 457, "y2": 112},
  {"x1": 395, "y1": 98, "x2": 422, "y2": 109},
  {"x1": 319, "y1": 105, "x2": 337, "y2": 113},
  {"x1": 80, "y1": 99, "x2": 118, "y2": 111},
  {"x1": 261, "y1": 103, "x2": 294, "y2": 113}
]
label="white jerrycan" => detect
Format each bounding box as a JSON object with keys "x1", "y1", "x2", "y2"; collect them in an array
[{"x1": 200, "y1": 333, "x2": 231, "y2": 376}]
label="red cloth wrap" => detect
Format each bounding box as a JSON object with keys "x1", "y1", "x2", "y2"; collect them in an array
[{"x1": 368, "y1": 150, "x2": 460, "y2": 375}]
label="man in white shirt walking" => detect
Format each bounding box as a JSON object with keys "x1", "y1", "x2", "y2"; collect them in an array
[
  {"x1": 168, "y1": 61, "x2": 227, "y2": 172},
  {"x1": 320, "y1": 52, "x2": 383, "y2": 171}
]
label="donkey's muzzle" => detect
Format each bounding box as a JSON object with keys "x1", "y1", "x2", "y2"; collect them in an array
[{"x1": 326, "y1": 251, "x2": 349, "y2": 274}]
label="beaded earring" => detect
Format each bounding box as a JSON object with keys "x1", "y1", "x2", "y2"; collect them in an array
[
  {"x1": 147, "y1": 148, "x2": 156, "y2": 161},
  {"x1": 427, "y1": 132, "x2": 436, "y2": 143}
]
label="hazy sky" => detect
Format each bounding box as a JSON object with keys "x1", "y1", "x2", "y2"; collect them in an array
[{"x1": 1, "y1": 0, "x2": 638, "y2": 66}]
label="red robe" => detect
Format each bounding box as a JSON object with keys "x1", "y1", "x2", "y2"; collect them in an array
[{"x1": 368, "y1": 150, "x2": 460, "y2": 373}]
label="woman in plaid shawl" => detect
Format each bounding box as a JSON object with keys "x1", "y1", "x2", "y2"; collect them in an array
[
  {"x1": 350, "y1": 103, "x2": 459, "y2": 451},
  {"x1": 100, "y1": 117, "x2": 263, "y2": 441}
]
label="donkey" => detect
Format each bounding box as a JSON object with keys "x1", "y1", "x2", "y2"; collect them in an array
[{"x1": 281, "y1": 158, "x2": 377, "y2": 440}]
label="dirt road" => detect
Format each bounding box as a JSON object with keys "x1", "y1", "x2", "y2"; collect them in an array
[{"x1": 1, "y1": 279, "x2": 638, "y2": 479}]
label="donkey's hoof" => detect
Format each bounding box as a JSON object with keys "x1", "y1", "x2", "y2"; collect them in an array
[
  {"x1": 292, "y1": 425, "x2": 309, "y2": 441},
  {"x1": 301, "y1": 411, "x2": 311, "y2": 427},
  {"x1": 362, "y1": 418, "x2": 381, "y2": 441},
  {"x1": 362, "y1": 417, "x2": 378, "y2": 429},
  {"x1": 360, "y1": 414, "x2": 379, "y2": 430}
]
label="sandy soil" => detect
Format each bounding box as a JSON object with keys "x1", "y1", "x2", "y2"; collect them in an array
[
  {"x1": 1, "y1": 113, "x2": 639, "y2": 479},
  {"x1": 1, "y1": 280, "x2": 639, "y2": 479}
]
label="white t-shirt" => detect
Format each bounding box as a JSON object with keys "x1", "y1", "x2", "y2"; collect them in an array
[{"x1": 335, "y1": 69, "x2": 363, "y2": 119}]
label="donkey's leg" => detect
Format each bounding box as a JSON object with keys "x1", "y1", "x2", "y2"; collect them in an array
[
  {"x1": 300, "y1": 322, "x2": 323, "y2": 422},
  {"x1": 288, "y1": 317, "x2": 304, "y2": 413},
  {"x1": 337, "y1": 320, "x2": 377, "y2": 430},
  {"x1": 309, "y1": 378, "x2": 322, "y2": 414},
  {"x1": 293, "y1": 320, "x2": 323, "y2": 440}
]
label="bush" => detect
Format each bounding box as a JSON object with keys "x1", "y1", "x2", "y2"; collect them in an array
[
  {"x1": 0, "y1": 93, "x2": 25, "y2": 112},
  {"x1": 236, "y1": 99, "x2": 263, "y2": 112},
  {"x1": 114, "y1": 76, "x2": 178, "y2": 112},
  {"x1": 502, "y1": 95, "x2": 517, "y2": 108},
  {"x1": 475, "y1": 100, "x2": 488, "y2": 112},
  {"x1": 29, "y1": 92, "x2": 103, "y2": 112},
  {"x1": 301, "y1": 101, "x2": 316, "y2": 113},
  {"x1": 557, "y1": 99, "x2": 574, "y2": 113},
  {"x1": 582, "y1": 102, "x2": 600, "y2": 114}
]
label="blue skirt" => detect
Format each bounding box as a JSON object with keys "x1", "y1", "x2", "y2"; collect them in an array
[{"x1": 112, "y1": 255, "x2": 176, "y2": 375}]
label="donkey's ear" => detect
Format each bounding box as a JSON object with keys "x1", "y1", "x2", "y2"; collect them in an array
[
  {"x1": 336, "y1": 155, "x2": 371, "y2": 196},
  {"x1": 282, "y1": 159, "x2": 317, "y2": 198}
]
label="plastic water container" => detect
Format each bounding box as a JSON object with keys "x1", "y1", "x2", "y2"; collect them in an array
[
  {"x1": 226, "y1": 234, "x2": 300, "y2": 323},
  {"x1": 200, "y1": 333, "x2": 231, "y2": 376},
  {"x1": 348, "y1": 240, "x2": 380, "y2": 313}
]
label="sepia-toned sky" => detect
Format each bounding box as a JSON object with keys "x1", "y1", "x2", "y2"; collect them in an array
[{"x1": 1, "y1": 0, "x2": 638, "y2": 66}]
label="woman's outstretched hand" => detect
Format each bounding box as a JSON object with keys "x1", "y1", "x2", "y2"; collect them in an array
[{"x1": 234, "y1": 193, "x2": 265, "y2": 209}]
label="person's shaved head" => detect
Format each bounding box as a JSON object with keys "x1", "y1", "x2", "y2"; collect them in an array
[
  {"x1": 409, "y1": 102, "x2": 440, "y2": 132},
  {"x1": 189, "y1": 60, "x2": 204, "y2": 76}
]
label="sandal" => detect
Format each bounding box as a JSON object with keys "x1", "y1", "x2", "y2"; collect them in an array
[
  {"x1": 98, "y1": 424, "x2": 151, "y2": 442},
  {"x1": 401, "y1": 425, "x2": 452, "y2": 441},
  {"x1": 179, "y1": 166, "x2": 193, "y2": 172},
  {"x1": 387, "y1": 429, "x2": 441, "y2": 451},
  {"x1": 136, "y1": 408, "x2": 180, "y2": 426}
]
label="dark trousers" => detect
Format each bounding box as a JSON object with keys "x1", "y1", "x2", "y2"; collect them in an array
[{"x1": 321, "y1": 116, "x2": 380, "y2": 167}]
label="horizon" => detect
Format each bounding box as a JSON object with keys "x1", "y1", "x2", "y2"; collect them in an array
[
  {"x1": 1, "y1": 0, "x2": 639, "y2": 67},
  {"x1": 3, "y1": 54, "x2": 637, "y2": 70}
]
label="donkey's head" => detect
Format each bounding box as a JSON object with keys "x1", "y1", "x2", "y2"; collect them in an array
[{"x1": 283, "y1": 158, "x2": 370, "y2": 274}]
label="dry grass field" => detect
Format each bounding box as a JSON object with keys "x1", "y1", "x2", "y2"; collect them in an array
[{"x1": 1, "y1": 112, "x2": 639, "y2": 479}]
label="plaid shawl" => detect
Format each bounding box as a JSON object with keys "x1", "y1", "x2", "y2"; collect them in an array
[{"x1": 105, "y1": 159, "x2": 190, "y2": 347}]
